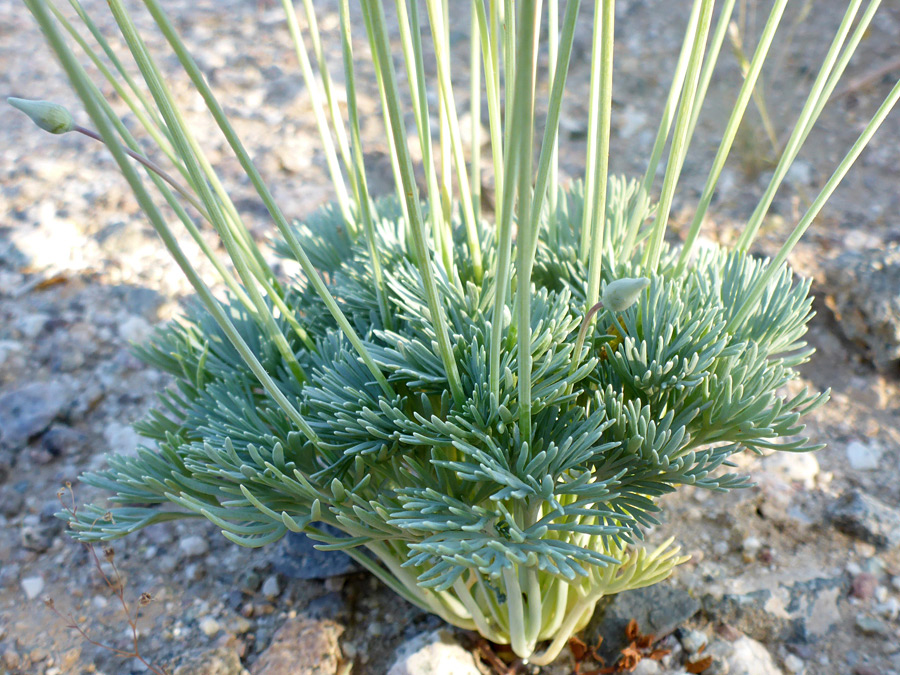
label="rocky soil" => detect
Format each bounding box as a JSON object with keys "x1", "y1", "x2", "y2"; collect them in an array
[{"x1": 1, "y1": 1, "x2": 900, "y2": 674}]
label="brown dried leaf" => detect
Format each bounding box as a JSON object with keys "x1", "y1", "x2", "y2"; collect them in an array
[
  {"x1": 686, "y1": 656, "x2": 714, "y2": 673},
  {"x1": 625, "y1": 619, "x2": 640, "y2": 642},
  {"x1": 617, "y1": 643, "x2": 641, "y2": 671},
  {"x1": 570, "y1": 636, "x2": 589, "y2": 661},
  {"x1": 648, "y1": 648, "x2": 670, "y2": 661}
]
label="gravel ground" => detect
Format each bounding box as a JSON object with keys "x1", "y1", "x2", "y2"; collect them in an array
[{"x1": 1, "y1": 1, "x2": 900, "y2": 674}]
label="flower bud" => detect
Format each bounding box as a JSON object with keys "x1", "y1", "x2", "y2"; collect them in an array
[
  {"x1": 7, "y1": 97, "x2": 74, "y2": 134},
  {"x1": 601, "y1": 277, "x2": 650, "y2": 312}
]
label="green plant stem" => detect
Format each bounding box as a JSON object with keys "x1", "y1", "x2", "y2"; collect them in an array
[
  {"x1": 338, "y1": 0, "x2": 391, "y2": 331},
  {"x1": 528, "y1": 0, "x2": 582, "y2": 254},
  {"x1": 73, "y1": 124, "x2": 206, "y2": 221},
  {"x1": 424, "y1": 0, "x2": 484, "y2": 282},
  {"x1": 50, "y1": 2, "x2": 181, "y2": 178},
  {"x1": 358, "y1": 3, "x2": 408, "y2": 244},
  {"x1": 58, "y1": 0, "x2": 274, "y2": 290},
  {"x1": 65, "y1": 0, "x2": 170, "y2": 146},
  {"x1": 579, "y1": 2, "x2": 605, "y2": 263},
  {"x1": 280, "y1": 0, "x2": 355, "y2": 231},
  {"x1": 735, "y1": 0, "x2": 873, "y2": 251},
  {"x1": 676, "y1": 0, "x2": 789, "y2": 271},
  {"x1": 643, "y1": 0, "x2": 716, "y2": 272},
  {"x1": 546, "y1": 0, "x2": 559, "y2": 242},
  {"x1": 731, "y1": 75, "x2": 900, "y2": 329},
  {"x1": 502, "y1": 0, "x2": 516, "y2": 151},
  {"x1": 570, "y1": 301, "x2": 605, "y2": 374},
  {"x1": 473, "y1": 0, "x2": 505, "y2": 222},
  {"x1": 299, "y1": 0, "x2": 355, "y2": 176},
  {"x1": 621, "y1": 0, "x2": 704, "y2": 260},
  {"x1": 74, "y1": 109, "x2": 258, "y2": 318},
  {"x1": 528, "y1": 588, "x2": 605, "y2": 665},
  {"x1": 470, "y1": 0, "x2": 482, "y2": 224},
  {"x1": 362, "y1": 0, "x2": 466, "y2": 405},
  {"x1": 584, "y1": 0, "x2": 615, "y2": 309},
  {"x1": 105, "y1": 0, "x2": 307, "y2": 385},
  {"x1": 727, "y1": 17, "x2": 781, "y2": 156},
  {"x1": 74, "y1": 122, "x2": 272, "y2": 327},
  {"x1": 513, "y1": 0, "x2": 540, "y2": 441},
  {"x1": 22, "y1": 0, "x2": 319, "y2": 442},
  {"x1": 686, "y1": 0, "x2": 738, "y2": 143},
  {"x1": 141, "y1": 0, "x2": 393, "y2": 396},
  {"x1": 453, "y1": 576, "x2": 503, "y2": 642},
  {"x1": 395, "y1": 0, "x2": 453, "y2": 274}
]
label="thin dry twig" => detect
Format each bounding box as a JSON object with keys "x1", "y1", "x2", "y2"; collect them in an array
[
  {"x1": 46, "y1": 482, "x2": 170, "y2": 675},
  {"x1": 832, "y1": 56, "x2": 900, "y2": 100}
]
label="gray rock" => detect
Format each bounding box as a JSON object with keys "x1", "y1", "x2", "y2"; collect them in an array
[
  {"x1": 264, "y1": 75, "x2": 303, "y2": 106},
  {"x1": 702, "y1": 576, "x2": 845, "y2": 643},
  {"x1": 38, "y1": 424, "x2": 88, "y2": 461},
  {"x1": 828, "y1": 490, "x2": 900, "y2": 550},
  {"x1": 824, "y1": 244, "x2": 900, "y2": 372},
  {"x1": 261, "y1": 574, "x2": 281, "y2": 600},
  {"x1": 703, "y1": 589, "x2": 791, "y2": 643},
  {"x1": 855, "y1": 614, "x2": 890, "y2": 638},
  {"x1": 269, "y1": 527, "x2": 361, "y2": 580},
  {"x1": 586, "y1": 584, "x2": 700, "y2": 661},
  {"x1": 170, "y1": 644, "x2": 244, "y2": 675},
  {"x1": 109, "y1": 285, "x2": 164, "y2": 322},
  {"x1": 0, "y1": 340, "x2": 23, "y2": 366},
  {"x1": 0, "y1": 381, "x2": 71, "y2": 450},
  {"x1": 387, "y1": 628, "x2": 481, "y2": 675}
]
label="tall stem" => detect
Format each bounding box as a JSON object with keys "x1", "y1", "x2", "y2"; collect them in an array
[
  {"x1": 142, "y1": 0, "x2": 393, "y2": 396},
  {"x1": 584, "y1": 0, "x2": 616, "y2": 309},
  {"x1": 643, "y1": 0, "x2": 716, "y2": 272},
  {"x1": 363, "y1": 0, "x2": 466, "y2": 405},
  {"x1": 514, "y1": 0, "x2": 540, "y2": 442}
]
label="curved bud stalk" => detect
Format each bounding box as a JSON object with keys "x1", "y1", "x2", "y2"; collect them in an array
[{"x1": 17, "y1": 0, "x2": 898, "y2": 665}]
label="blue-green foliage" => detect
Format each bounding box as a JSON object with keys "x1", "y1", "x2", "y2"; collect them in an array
[{"x1": 69, "y1": 177, "x2": 825, "y2": 592}]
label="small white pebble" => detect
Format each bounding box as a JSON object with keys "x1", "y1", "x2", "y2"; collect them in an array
[
  {"x1": 713, "y1": 540, "x2": 730, "y2": 556},
  {"x1": 179, "y1": 535, "x2": 209, "y2": 557},
  {"x1": 742, "y1": 536, "x2": 762, "y2": 554},
  {"x1": 198, "y1": 617, "x2": 220, "y2": 637},
  {"x1": 680, "y1": 629, "x2": 708, "y2": 654},
  {"x1": 261, "y1": 575, "x2": 281, "y2": 599},
  {"x1": 632, "y1": 659, "x2": 660, "y2": 675},
  {"x1": 891, "y1": 576, "x2": 900, "y2": 592},
  {"x1": 846, "y1": 440, "x2": 881, "y2": 471},
  {"x1": 784, "y1": 654, "x2": 804, "y2": 673},
  {"x1": 846, "y1": 561, "x2": 863, "y2": 576},
  {"x1": 878, "y1": 597, "x2": 900, "y2": 620},
  {"x1": 21, "y1": 576, "x2": 44, "y2": 600},
  {"x1": 876, "y1": 586, "x2": 889, "y2": 603}
]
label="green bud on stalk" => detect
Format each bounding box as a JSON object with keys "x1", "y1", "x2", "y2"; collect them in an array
[
  {"x1": 8, "y1": 97, "x2": 74, "y2": 134},
  {"x1": 601, "y1": 276, "x2": 651, "y2": 312}
]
